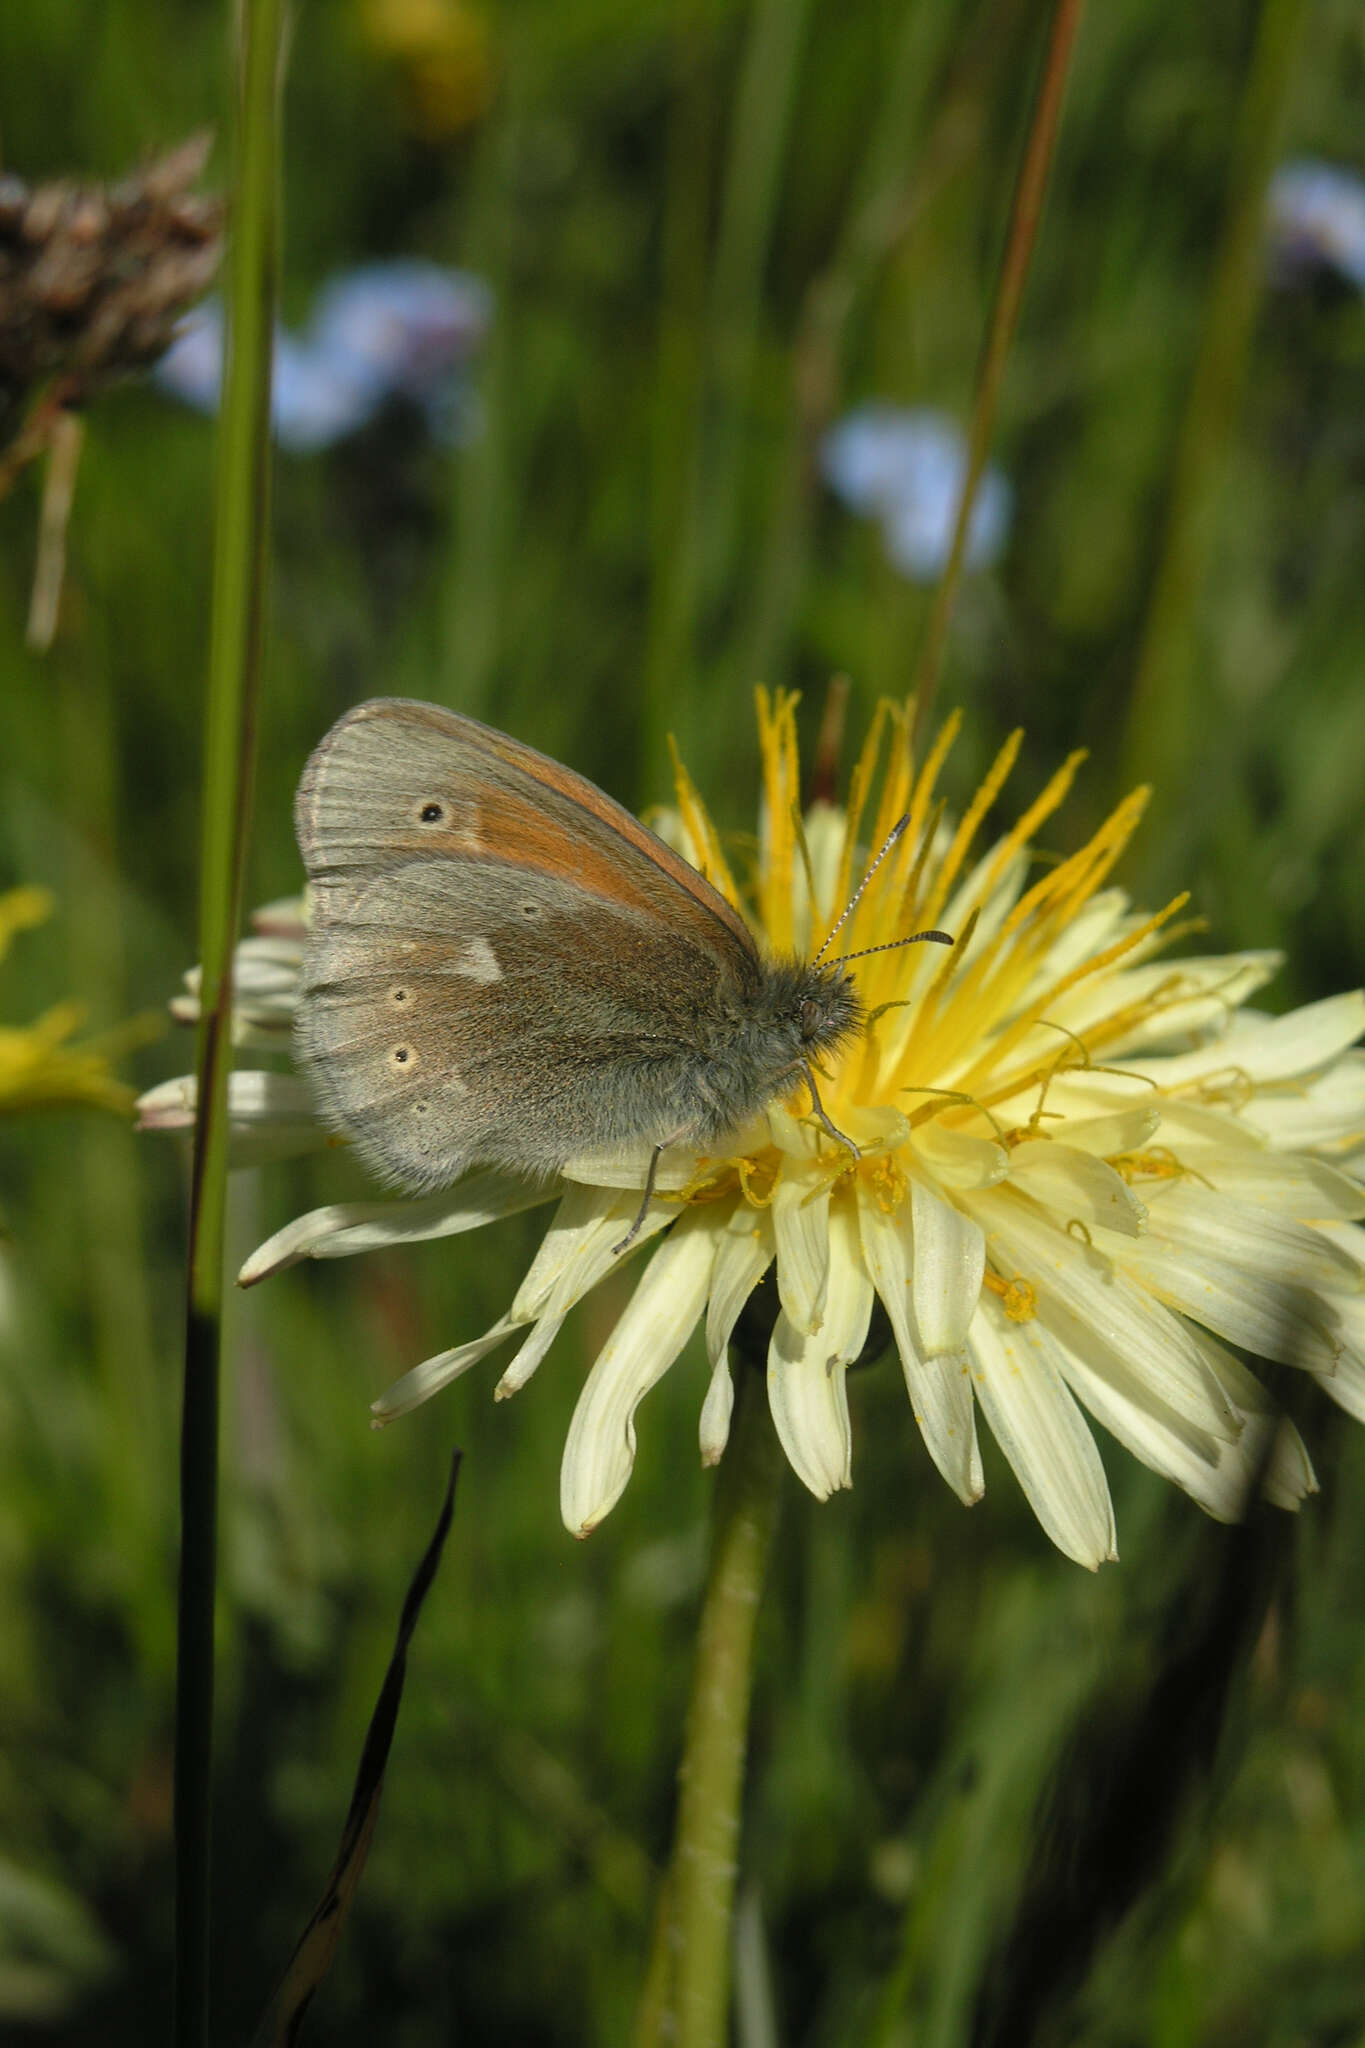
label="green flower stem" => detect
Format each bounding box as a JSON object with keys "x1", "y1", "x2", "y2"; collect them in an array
[
  {"x1": 638, "y1": 1363, "x2": 785, "y2": 2048},
  {"x1": 911, "y1": 0, "x2": 1086, "y2": 749},
  {"x1": 174, "y1": 3, "x2": 282, "y2": 2043}
]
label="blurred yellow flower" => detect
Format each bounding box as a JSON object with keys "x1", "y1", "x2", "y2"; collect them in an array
[
  {"x1": 0, "y1": 888, "x2": 135, "y2": 1117},
  {"x1": 360, "y1": 0, "x2": 494, "y2": 138}
]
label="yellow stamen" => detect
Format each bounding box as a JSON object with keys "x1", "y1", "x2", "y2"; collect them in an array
[
  {"x1": 756, "y1": 687, "x2": 802, "y2": 951},
  {"x1": 984, "y1": 1269, "x2": 1038, "y2": 1321},
  {"x1": 1113, "y1": 1147, "x2": 1210, "y2": 1189},
  {"x1": 920, "y1": 728, "x2": 1023, "y2": 931},
  {"x1": 950, "y1": 895, "x2": 1189, "y2": 1099},
  {"x1": 996, "y1": 786, "x2": 1149, "y2": 947},
  {"x1": 890, "y1": 796, "x2": 946, "y2": 953},
  {"x1": 864, "y1": 1151, "x2": 909, "y2": 1213},
  {"x1": 863, "y1": 701, "x2": 917, "y2": 877},
  {"x1": 958, "y1": 750, "x2": 1088, "y2": 921},
  {"x1": 904, "y1": 707, "x2": 961, "y2": 875},
  {"x1": 669, "y1": 738, "x2": 743, "y2": 910},
  {"x1": 903, "y1": 1085, "x2": 1009, "y2": 1144},
  {"x1": 735, "y1": 1154, "x2": 781, "y2": 1208},
  {"x1": 831, "y1": 699, "x2": 892, "y2": 923}
]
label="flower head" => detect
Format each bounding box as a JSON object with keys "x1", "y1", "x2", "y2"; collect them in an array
[
  {"x1": 142, "y1": 697, "x2": 1365, "y2": 1566},
  {"x1": 1267, "y1": 159, "x2": 1365, "y2": 297},
  {"x1": 153, "y1": 261, "x2": 491, "y2": 451},
  {"x1": 820, "y1": 406, "x2": 1012, "y2": 580},
  {"x1": 0, "y1": 134, "x2": 221, "y2": 467}
]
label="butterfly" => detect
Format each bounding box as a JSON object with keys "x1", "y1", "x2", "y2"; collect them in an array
[{"x1": 293, "y1": 699, "x2": 947, "y2": 1245}]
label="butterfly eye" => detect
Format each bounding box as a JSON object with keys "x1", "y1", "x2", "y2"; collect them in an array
[
  {"x1": 800, "y1": 998, "x2": 821, "y2": 1036},
  {"x1": 418, "y1": 801, "x2": 444, "y2": 824}
]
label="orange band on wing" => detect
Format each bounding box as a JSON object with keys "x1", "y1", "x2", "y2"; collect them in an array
[{"x1": 465, "y1": 718, "x2": 757, "y2": 954}]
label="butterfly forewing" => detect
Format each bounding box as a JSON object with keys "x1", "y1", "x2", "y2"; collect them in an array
[
  {"x1": 296, "y1": 699, "x2": 756, "y2": 950},
  {"x1": 294, "y1": 700, "x2": 764, "y2": 1188}
]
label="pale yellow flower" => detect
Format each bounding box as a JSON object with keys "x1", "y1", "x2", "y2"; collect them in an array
[
  {"x1": 142, "y1": 698, "x2": 1365, "y2": 1565},
  {"x1": 0, "y1": 888, "x2": 134, "y2": 1118}
]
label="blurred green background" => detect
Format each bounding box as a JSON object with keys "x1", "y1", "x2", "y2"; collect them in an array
[{"x1": 2, "y1": 0, "x2": 1365, "y2": 2041}]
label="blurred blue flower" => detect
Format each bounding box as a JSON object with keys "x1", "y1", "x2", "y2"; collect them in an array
[
  {"x1": 820, "y1": 406, "x2": 1012, "y2": 581},
  {"x1": 1267, "y1": 160, "x2": 1365, "y2": 296},
  {"x1": 152, "y1": 260, "x2": 493, "y2": 451}
]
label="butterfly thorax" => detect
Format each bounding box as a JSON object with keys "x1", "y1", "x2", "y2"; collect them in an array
[{"x1": 675, "y1": 955, "x2": 864, "y2": 1143}]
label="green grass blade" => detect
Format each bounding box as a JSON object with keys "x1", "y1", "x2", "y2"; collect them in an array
[{"x1": 174, "y1": 3, "x2": 283, "y2": 2042}]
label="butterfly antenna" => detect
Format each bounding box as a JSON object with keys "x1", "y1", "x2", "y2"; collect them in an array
[
  {"x1": 828, "y1": 928, "x2": 955, "y2": 966},
  {"x1": 813, "y1": 814, "x2": 911, "y2": 964}
]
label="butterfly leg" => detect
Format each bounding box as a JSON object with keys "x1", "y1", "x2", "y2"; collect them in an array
[
  {"x1": 799, "y1": 1060, "x2": 860, "y2": 1161},
  {"x1": 613, "y1": 1129, "x2": 687, "y2": 1256}
]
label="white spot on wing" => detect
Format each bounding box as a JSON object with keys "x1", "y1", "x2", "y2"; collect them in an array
[{"x1": 456, "y1": 936, "x2": 501, "y2": 984}]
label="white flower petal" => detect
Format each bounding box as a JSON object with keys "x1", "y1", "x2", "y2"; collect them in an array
[
  {"x1": 941, "y1": 846, "x2": 1034, "y2": 952},
  {"x1": 1312, "y1": 1349, "x2": 1365, "y2": 1423},
  {"x1": 912, "y1": 1123, "x2": 1010, "y2": 1189},
  {"x1": 1047, "y1": 1338, "x2": 1270, "y2": 1522},
  {"x1": 1120, "y1": 1239, "x2": 1343, "y2": 1373},
  {"x1": 771, "y1": 1168, "x2": 831, "y2": 1335},
  {"x1": 371, "y1": 1314, "x2": 526, "y2": 1421},
  {"x1": 1317, "y1": 1221, "x2": 1365, "y2": 1270},
  {"x1": 560, "y1": 1213, "x2": 716, "y2": 1535},
  {"x1": 174, "y1": 940, "x2": 304, "y2": 1045},
  {"x1": 1127, "y1": 991, "x2": 1365, "y2": 1090},
  {"x1": 699, "y1": 1356, "x2": 735, "y2": 1466},
  {"x1": 1023, "y1": 1069, "x2": 1161, "y2": 1121},
  {"x1": 1242, "y1": 1052, "x2": 1365, "y2": 1152},
  {"x1": 857, "y1": 1179, "x2": 982, "y2": 1502},
  {"x1": 238, "y1": 1170, "x2": 547, "y2": 1286},
  {"x1": 767, "y1": 1312, "x2": 853, "y2": 1499},
  {"x1": 1141, "y1": 1184, "x2": 1363, "y2": 1293},
  {"x1": 1150, "y1": 1099, "x2": 1271, "y2": 1150},
  {"x1": 139, "y1": 1070, "x2": 326, "y2": 1167},
  {"x1": 909, "y1": 1178, "x2": 985, "y2": 1354},
  {"x1": 968, "y1": 1308, "x2": 1116, "y2": 1568},
  {"x1": 494, "y1": 1313, "x2": 565, "y2": 1398},
  {"x1": 1186, "y1": 1149, "x2": 1365, "y2": 1220},
  {"x1": 766, "y1": 1199, "x2": 872, "y2": 1500},
  {"x1": 1189, "y1": 1333, "x2": 1319, "y2": 1510},
  {"x1": 705, "y1": 1207, "x2": 775, "y2": 1365},
  {"x1": 1028, "y1": 886, "x2": 1132, "y2": 979},
  {"x1": 249, "y1": 893, "x2": 308, "y2": 938},
  {"x1": 136, "y1": 1068, "x2": 309, "y2": 1127},
  {"x1": 1007, "y1": 1139, "x2": 1147, "y2": 1238},
  {"x1": 976, "y1": 1188, "x2": 1240, "y2": 1441},
  {"x1": 511, "y1": 1182, "x2": 670, "y2": 1323},
  {"x1": 559, "y1": 1143, "x2": 696, "y2": 1192},
  {"x1": 1049, "y1": 954, "x2": 1280, "y2": 1053},
  {"x1": 1043, "y1": 1106, "x2": 1162, "y2": 1157},
  {"x1": 1261, "y1": 1419, "x2": 1319, "y2": 1511}
]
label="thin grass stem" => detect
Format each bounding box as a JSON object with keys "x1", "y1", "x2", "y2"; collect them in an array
[
  {"x1": 173, "y1": 3, "x2": 282, "y2": 2041},
  {"x1": 910, "y1": 0, "x2": 1087, "y2": 751}
]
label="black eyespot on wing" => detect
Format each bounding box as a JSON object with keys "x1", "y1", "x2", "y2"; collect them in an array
[
  {"x1": 389, "y1": 987, "x2": 409, "y2": 1006},
  {"x1": 388, "y1": 1044, "x2": 417, "y2": 1072},
  {"x1": 419, "y1": 802, "x2": 444, "y2": 824},
  {"x1": 518, "y1": 900, "x2": 541, "y2": 919}
]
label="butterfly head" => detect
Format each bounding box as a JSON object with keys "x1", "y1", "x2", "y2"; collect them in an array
[{"x1": 756, "y1": 956, "x2": 866, "y2": 1064}]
